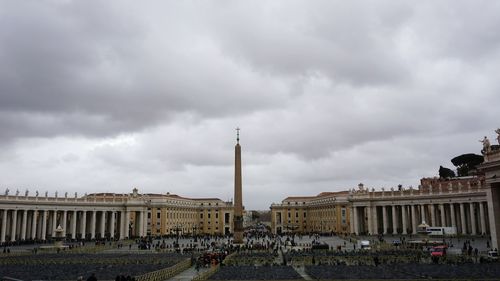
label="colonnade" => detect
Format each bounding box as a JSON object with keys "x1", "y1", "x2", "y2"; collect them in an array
[
  {"x1": 0, "y1": 208, "x2": 148, "y2": 243},
  {"x1": 351, "y1": 201, "x2": 489, "y2": 236}
]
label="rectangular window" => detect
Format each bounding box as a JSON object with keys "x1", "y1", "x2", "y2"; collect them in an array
[
  {"x1": 295, "y1": 212, "x2": 298, "y2": 218},
  {"x1": 208, "y1": 213, "x2": 211, "y2": 219},
  {"x1": 157, "y1": 213, "x2": 161, "y2": 219},
  {"x1": 215, "y1": 213, "x2": 219, "y2": 219},
  {"x1": 304, "y1": 212, "x2": 307, "y2": 218},
  {"x1": 200, "y1": 213, "x2": 203, "y2": 219}
]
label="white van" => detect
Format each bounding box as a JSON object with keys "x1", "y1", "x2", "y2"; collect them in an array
[{"x1": 360, "y1": 240, "x2": 371, "y2": 250}]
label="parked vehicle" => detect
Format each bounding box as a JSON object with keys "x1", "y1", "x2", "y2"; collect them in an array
[
  {"x1": 426, "y1": 227, "x2": 457, "y2": 236},
  {"x1": 487, "y1": 250, "x2": 498, "y2": 261},
  {"x1": 360, "y1": 240, "x2": 371, "y2": 250},
  {"x1": 430, "y1": 245, "x2": 448, "y2": 257}
]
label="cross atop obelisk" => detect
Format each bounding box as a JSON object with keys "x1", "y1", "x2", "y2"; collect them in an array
[{"x1": 233, "y1": 127, "x2": 244, "y2": 243}]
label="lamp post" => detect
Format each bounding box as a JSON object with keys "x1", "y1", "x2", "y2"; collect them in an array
[{"x1": 173, "y1": 224, "x2": 182, "y2": 246}]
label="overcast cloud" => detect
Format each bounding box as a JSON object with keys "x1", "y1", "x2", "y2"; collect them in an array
[{"x1": 1, "y1": 0, "x2": 499, "y2": 209}]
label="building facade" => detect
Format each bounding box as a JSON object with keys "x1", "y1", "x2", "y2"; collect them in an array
[
  {"x1": 271, "y1": 178, "x2": 490, "y2": 238},
  {"x1": 271, "y1": 191, "x2": 351, "y2": 234},
  {"x1": 0, "y1": 188, "x2": 234, "y2": 243}
]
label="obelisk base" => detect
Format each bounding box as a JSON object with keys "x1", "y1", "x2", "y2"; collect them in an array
[{"x1": 233, "y1": 216, "x2": 244, "y2": 244}]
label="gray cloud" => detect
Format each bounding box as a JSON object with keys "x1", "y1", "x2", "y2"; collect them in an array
[{"x1": 1, "y1": 1, "x2": 500, "y2": 209}]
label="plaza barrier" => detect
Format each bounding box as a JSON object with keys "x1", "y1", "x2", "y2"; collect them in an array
[{"x1": 135, "y1": 258, "x2": 191, "y2": 281}]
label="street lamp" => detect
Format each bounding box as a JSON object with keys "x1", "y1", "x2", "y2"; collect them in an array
[{"x1": 173, "y1": 224, "x2": 182, "y2": 246}]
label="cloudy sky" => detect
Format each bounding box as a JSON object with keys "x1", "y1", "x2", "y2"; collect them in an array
[{"x1": 1, "y1": 1, "x2": 499, "y2": 209}]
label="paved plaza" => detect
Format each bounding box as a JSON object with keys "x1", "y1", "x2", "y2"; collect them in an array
[{"x1": 0, "y1": 234, "x2": 498, "y2": 280}]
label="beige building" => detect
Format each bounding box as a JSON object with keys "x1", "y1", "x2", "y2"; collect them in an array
[
  {"x1": 271, "y1": 179, "x2": 490, "y2": 237},
  {"x1": 271, "y1": 191, "x2": 351, "y2": 234},
  {"x1": 0, "y1": 188, "x2": 234, "y2": 243}
]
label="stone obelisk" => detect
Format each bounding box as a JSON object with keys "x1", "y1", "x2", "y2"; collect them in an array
[{"x1": 233, "y1": 128, "x2": 244, "y2": 243}]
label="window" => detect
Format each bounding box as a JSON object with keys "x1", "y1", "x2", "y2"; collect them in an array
[
  {"x1": 295, "y1": 212, "x2": 298, "y2": 218},
  {"x1": 157, "y1": 213, "x2": 161, "y2": 219},
  {"x1": 215, "y1": 213, "x2": 219, "y2": 219},
  {"x1": 304, "y1": 212, "x2": 307, "y2": 218},
  {"x1": 200, "y1": 213, "x2": 203, "y2": 219},
  {"x1": 208, "y1": 213, "x2": 211, "y2": 219},
  {"x1": 147, "y1": 213, "x2": 151, "y2": 219}
]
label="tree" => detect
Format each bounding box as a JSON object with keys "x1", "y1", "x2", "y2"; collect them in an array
[
  {"x1": 439, "y1": 165, "x2": 455, "y2": 179},
  {"x1": 451, "y1": 153, "x2": 484, "y2": 176}
]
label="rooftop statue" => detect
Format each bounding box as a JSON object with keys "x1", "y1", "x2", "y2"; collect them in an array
[
  {"x1": 480, "y1": 136, "x2": 491, "y2": 154},
  {"x1": 15, "y1": 189, "x2": 19, "y2": 196},
  {"x1": 496, "y1": 128, "x2": 500, "y2": 145},
  {"x1": 4, "y1": 188, "x2": 9, "y2": 196},
  {"x1": 25, "y1": 190, "x2": 29, "y2": 196}
]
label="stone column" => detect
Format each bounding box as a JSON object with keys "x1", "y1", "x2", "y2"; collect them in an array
[
  {"x1": 41, "y1": 210, "x2": 48, "y2": 240},
  {"x1": 470, "y1": 202, "x2": 477, "y2": 235},
  {"x1": 392, "y1": 205, "x2": 397, "y2": 234},
  {"x1": 11, "y1": 209, "x2": 18, "y2": 241},
  {"x1": 90, "y1": 211, "x2": 96, "y2": 239},
  {"x1": 143, "y1": 210, "x2": 148, "y2": 237},
  {"x1": 100, "y1": 211, "x2": 106, "y2": 239},
  {"x1": 62, "y1": 210, "x2": 67, "y2": 237},
  {"x1": 349, "y1": 208, "x2": 354, "y2": 234},
  {"x1": 430, "y1": 204, "x2": 436, "y2": 226},
  {"x1": 51, "y1": 210, "x2": 57, "y2": 237},
  {"x1": 372, "y1": 206, "x2": 378, "y2": 235},
  {"x1": 440, "y1": 204, "x2": 446, "y2": 226},
  {"x1": 420, "y1": 205, "x2": 425, "y2": 223},
  {"x1": 411, "y1": 205, "x2": 417, "y2": 234},
  {"x1": 110, "y1": 211, "x2": 115, "y2": 239},
  {"x1": 480, "y1": 202, "x2": 487, "y2": 235},
  {"x1": 450, "y1": 204, "x2": 456, "y2": 228},
  {"x1": 71, "y1": 210, "x2": 77, "y2": 240},
  {"x1": 21, "y1": 210, "x2": 28, "y2": 240},
  {"x1": 1, "y1": 210, "x2": 7, "y2": 243},
  {"x1": 139, "y1": 211, "x2": 145, "y2": 237},
  {"x1": 353, "y1": 207, "x2": 359, "y2": 235},
  {"x1": 382, "y1": 206, "x2": 388, "y2": 234},
  {"x1": 460, "y1": 203, "x2": 466, "y2": 234},
  {"x1": 402, "y1": 205, "x2": 408, "y2": 234},
  {"x1": 125, "y1": 210, "x2": 131, "y2": 238},
  {"x1": 120, "y1": 210, "x2": 126, "y2": 239},
  {"x1": 31, "y1": 210, "x2": 37, "y2": 240},
  {"x1": 81, "y1": 211, "x2": 87, "y2": 240},
  {"x1": 366, "y1": 206, "x2": 372, "y2": 234}
]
